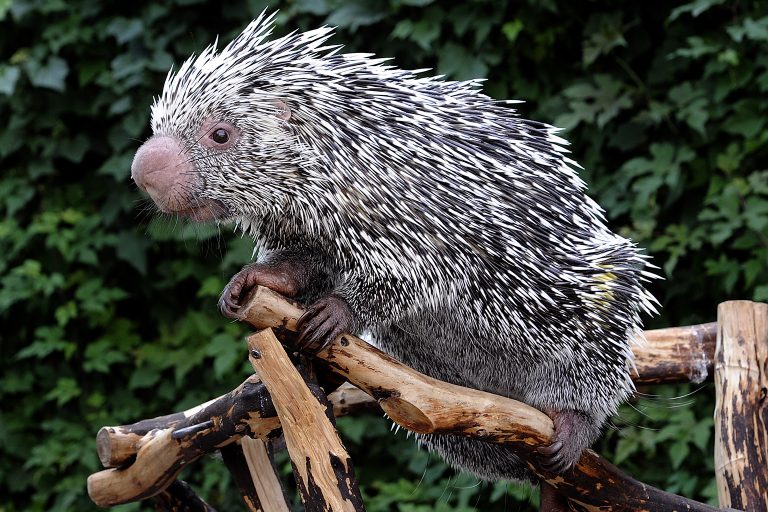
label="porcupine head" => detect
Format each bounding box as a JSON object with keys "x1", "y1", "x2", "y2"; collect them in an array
[{"x1": 131, "y1": 11, "x2": 659, "y2": 480}]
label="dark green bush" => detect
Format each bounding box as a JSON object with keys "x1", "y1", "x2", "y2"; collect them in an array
[{"x1": 1, "y1": 0, "x2": 766, "y2": 510}]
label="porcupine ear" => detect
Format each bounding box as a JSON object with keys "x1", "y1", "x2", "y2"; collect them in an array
[{"x1": 271, "y1": 99, "x2": 291, "y2": 121}]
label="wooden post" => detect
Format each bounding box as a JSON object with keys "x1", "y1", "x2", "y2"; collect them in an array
[
  {"x1": 714, "y1": 300, "x2": 768, "y2": 511},
  {"x1": 247, "y1": 329, "x2": 365, "y2": 512}
]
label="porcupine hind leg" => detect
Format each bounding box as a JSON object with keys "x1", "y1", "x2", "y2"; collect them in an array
[{"x1": 537, "y1": 409, "x2": 599, "y2": 473}]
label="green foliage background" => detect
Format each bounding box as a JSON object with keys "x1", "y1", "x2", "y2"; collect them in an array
[{"x1": 1, "y1": 0, "x2": 766, "y2": 510}]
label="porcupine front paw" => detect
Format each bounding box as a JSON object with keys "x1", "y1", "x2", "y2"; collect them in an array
[
  {"x1": 219, "y1": 263, "x2": 301, "y2": 319},
  {"x1": 295, "y1": 295, "x2": 356, "y2": 353},
  {"x1": 536, "y1": 410, "x2": 597, "y2": 474}
]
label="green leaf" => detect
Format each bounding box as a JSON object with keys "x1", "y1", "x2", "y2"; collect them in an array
[
  {"x1": 582, "y1": 13, "x2": 627, "y2": 66},
  {"x1": 669, "y1": 441, "x2": 690, "y2": 469},
  {"x1": 128, "y1": 366, "x2": 162, "y2": 390},
  {"x1": 45, "y1": 378, "x2": 81, "y2": 406},
  {"x1": 728, "y1": 16, "x2": 768, "y2": 42},
  {"x1": 437, "y1": 43, "x2": 488, "y2": 80},
  {"x1": 502, "y1": 20, "x2": 524, "y2": 43},
  {"x1": 0, "y1": 0, "x2": 11, "y2": 20},
  {"x1": 115, "y1": 231, "x2": 150, "y2": 274},
  {"x1": 669, "y1": 0, "x2": 727, "y2": 21},
  {"x1": 24, "y1": 56, "x2": 69, "y2": 91},
  {"x1": 325, "y1": 2, "x2": 387, "y2": 32},
  {"x1": 83, "y1": 339, "x2": 129, "y2": 373},
  {"x1": 0, "y1": 65, "x2": 20, "y2": 95},
  {"x1": 105, "y1": 17, "x2": 144, "y2": 45},
  {"x1": 614, "y1": 435, "x2": 639, "y2": 465},
  {"x1": 57, "y1": 134, "x2": 89, "y2": 162}
]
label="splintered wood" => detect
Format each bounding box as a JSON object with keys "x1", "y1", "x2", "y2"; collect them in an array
[
  {"x1": 247, "y1": 329, "x2": 364, "y2": 512},
  {"x1": 714, "y1": 301, "x2": 768, "y2": 511}
]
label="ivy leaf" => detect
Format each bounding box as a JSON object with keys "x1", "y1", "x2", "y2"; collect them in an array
[
  {"x1": 0, "y1": 65, "x2": 20, "y2": 95},
  {"x1": 115, "y1": 231, "x2": 150, "y2": 275},
  {"x1": 614, "y1": 435, "x2": 640, "y2": 465},
  {"x1": 502, "y1": 19, "x2": 524, "y2": 43},
  {"x1": 325, "y1": 2, "x2": 387, "y2": 32},
  {"x1": 393, "y1": 18, "x2": 440, "y2": 50},
  {"x1": 755, "y1": 285, "x2": 768, "y2": 302},
  {"x1": 24, "y1": 56, "x2": 69, "y2": 91},
  {"x1": 437, "y1": 43, "x2": 487, "y2": 80},
  {"x1": 669, "y1": 441, "x2": 690, "y2": 469},
  {"x1": 128, "y1": 365, "x2": 162, "y2": 390},
  {"x1": 582, "y1": 13, "x2": 627, "y2": 66},
  {"x1": 0, "y1": 0, "x2": 11, "y2": 20},
  {"x1": 45, "y1": 378, "x2": 81, "y2": 406},
  {"x1": 728, "y1": 16, "x2": 768, "y2": 42},
  {"x1": 105, "y1": 17, "x2": 143, "y2": 45},
  {"x1": 669, "y1": 0, "x2": 727, "y2": 21}
]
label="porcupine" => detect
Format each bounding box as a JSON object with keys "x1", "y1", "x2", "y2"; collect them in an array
[{"x1": 130, "y1": 11, "x2": 657, "y2": 504}]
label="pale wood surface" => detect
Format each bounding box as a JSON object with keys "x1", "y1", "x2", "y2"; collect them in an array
[
  {"x1": 87, "y1": 428, "x2": 192, "y2": 508},
  {"x1": 248, "y1": 329, "x2": 364, "y2": 512},
  {"x1": 714, "y1": 301, "x2": 768, "y2": 511},
  {"x1": 220, "y1": 442, "x2": 263, "y2": 512},
  {"x1": 241, "y1": 438, "x2": 290, "y2": 512}
]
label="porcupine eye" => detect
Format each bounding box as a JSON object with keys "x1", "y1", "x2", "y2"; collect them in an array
[{"x1": 210, "y1": 128, "x2": 229, "y2": 144}]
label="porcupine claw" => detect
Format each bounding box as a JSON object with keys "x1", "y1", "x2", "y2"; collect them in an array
[
  {"x1": 219, "y1": 263, "x2": 300, "y2": 319},
  {"x1": 536, "y1": 410, "x2": 593, "y2": 474},
  {"x1": 296, "y1": 295, "x2": 356, "y2": 353}
]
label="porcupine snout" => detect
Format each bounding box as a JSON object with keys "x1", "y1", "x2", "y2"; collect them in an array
[{"x1": 131, "y1": 136, "x2": 225, "y2": 222}]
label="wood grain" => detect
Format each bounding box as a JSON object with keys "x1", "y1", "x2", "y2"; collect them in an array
[
  {"x1": 714, "y1": 301, "x2": 768, "y2": 511},
  {"x1": 248, "y1": 329, "x2": 364, "y2": 512}
]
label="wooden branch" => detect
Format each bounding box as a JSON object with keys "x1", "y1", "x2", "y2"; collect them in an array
[
  {"x1": 153, "y1": 480, "x2": 217, "y2": 512},
  {"x1": 637, "y1": 323, "x2": 717, "y2": 384},
  {"x1": 329, "y1": 382, "x2": 381, "y2": 417},
  {"x1": 247, "y1": 329, "x2": 364, "y2": 512},
  {"x1": 239, "y1": 285, "x2": 717, "y2": 385},
  {"x1": 87, "y1": 376, "x2": 281, "y2": 507},
  {"x1": 714, "y1": 301, "x2": 768, "y2": 511},
  {"x1": 240, "y1": 438, "x2": 291, "y2": 512},
  {"x1": 89, "y1": 382, "x2": 374, "y2": 508},
  {"x1": 238, "y1": 286, "x2": 726, "y2": 512},
  {"x1": 220, "y1": 442, "x2": 263, "y2": 512},
  {"x1": 96, "y1": 395, "x2": 224, "y2": 468}
]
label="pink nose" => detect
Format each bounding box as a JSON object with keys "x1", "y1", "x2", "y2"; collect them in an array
[{"x1": 131, "y1": 136, "x2": 190, "y2": 211}]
